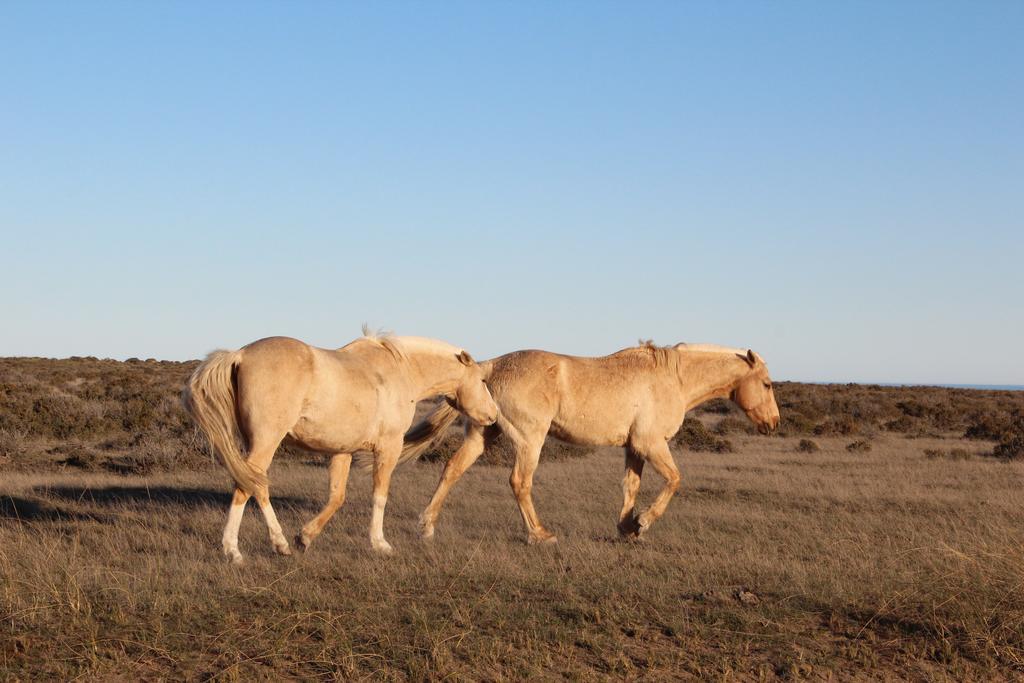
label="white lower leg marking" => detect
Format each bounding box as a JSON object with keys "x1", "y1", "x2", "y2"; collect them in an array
[
  {"x1": 258, "y1": 498, "x2": 291, "y2": 554},
  {"x1": 370, "y1": 494, "x2": 392, "y2": 553},
  {"x1": 222, "y1": 500, "x2": 247, "y2": 563}
]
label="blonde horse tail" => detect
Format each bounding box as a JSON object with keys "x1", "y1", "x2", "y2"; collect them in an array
[
  {"x1": 183, "y1": 350, "x2": 268, "y2": 495},
  {"x1": 399, "y1": 402, "x2": 461, "y2": 466}
]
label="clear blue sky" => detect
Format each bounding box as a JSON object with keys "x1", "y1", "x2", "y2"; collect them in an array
[{"x1": 2, "y1": 1, "x2": 1021, "y2": 385}]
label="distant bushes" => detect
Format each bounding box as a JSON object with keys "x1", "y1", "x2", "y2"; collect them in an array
[
  {"x1": 2, "y1": 357, "x2": 1023, "y2": 474},
  {"x1": 846, "y1": 440, "x2": 872, "y2": 453},
  {"x1": 0, "y1": 357, "x2": 206, "y2": 472},
  {"x1": 774, "y1": 382, "x2": 1023, "y2": 438}
]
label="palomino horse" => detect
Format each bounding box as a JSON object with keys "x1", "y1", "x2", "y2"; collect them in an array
[
  {"x1": 402, "y1": 342, "x2": 779, "y2": 544},
  {"x1": 183, "y1": 332, "x2": 497, "y2": 562}
]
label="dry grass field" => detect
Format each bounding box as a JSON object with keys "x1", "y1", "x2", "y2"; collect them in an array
[{"x1": 2, "y1": 357, "x2": 1024, "y2": 680}]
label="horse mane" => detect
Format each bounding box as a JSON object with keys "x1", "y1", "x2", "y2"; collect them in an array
[
  {"x1": 677, "y1": 343, "x2": 761, "y2": 364},
  {"x1": 334, "y1": 325, "x2": 406, "y2": 361},
  {"x1": 608, "y1": 339, "x2": 681, "y2": 371}
]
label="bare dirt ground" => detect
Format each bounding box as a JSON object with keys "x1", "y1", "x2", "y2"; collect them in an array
[{"x1": 3, "y1": 433, "x2": 1024, "y2": 680}]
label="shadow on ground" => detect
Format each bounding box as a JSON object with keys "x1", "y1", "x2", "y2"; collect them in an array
[
  {"x1": 27, "y1": 485, "x2": 315, "y2": 511},
  {"x1": 0, "y1": 496, "x2": 110, "y2": 524}
]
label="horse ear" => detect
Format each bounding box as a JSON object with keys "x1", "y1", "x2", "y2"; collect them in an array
[
  {"x1": 737, "y1": 350, "x2": 756, "y2": 368},
  {"x1": 456, "y1": 350, "x2": 474, "y2": 366}
]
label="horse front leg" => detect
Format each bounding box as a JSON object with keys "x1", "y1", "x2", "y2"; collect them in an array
[
  {"x1": 630, "y1": 440, "x2": 681, "y2": 537},
  {"x1": 509, "y1": 433, "x2": 556, "y2": 545},
  {"x1": 369, "y1": 440, "x2": 402, "y2": 554}
]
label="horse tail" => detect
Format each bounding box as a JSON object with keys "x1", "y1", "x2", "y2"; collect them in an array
[
  {"x1": 352, "y1": 360, "x2": 496, "y2": 472},
  {"x1": 399, "y1": 402, "x2": 462, "y2": 465},
  {"x1": 395, "y1": 358, "x2": 498, "y2": 467},
  {"x1": 183, "y1": 350, "x2": 268, "y2": 495},
  {"x1": 352, "y1": 401, "x2": 462, "y2": 473}
]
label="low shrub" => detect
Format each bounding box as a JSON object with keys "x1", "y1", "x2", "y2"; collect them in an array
[
  {"x1": 695, "y1": 399, "x2": 733, "y2": 415},
  {"x1": 924, "y1": 448, "x2": 972, "y2": 461},
  {"x1": 814, "y1": 415, "x2": 859, "y2": 437},
  {"x1": 713, "y1": 417, "x2": 753, "y2": 436},
  {"x1": 991, "y1": 414, "x2": 1024, "y2": 461},
  {"x1": 964, "y1": 413, "x2": 1012, "y2": 441},
  {"x1": 796, "y1": 439, "x2": 819, "y2": 453},
  {"x1": 846, "y1": 440, "x2": 872, "y2": 453},
  {"x1": 673, "y1": 421, "x2": 734, "y2": 453},
  {"x1": 777, "y1": 412, "x2": 816, "y2": 437}
]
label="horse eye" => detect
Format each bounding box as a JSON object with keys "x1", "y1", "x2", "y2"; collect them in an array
[{"x1": 764, "y1": 383, "x2": 772, "y2": 389}]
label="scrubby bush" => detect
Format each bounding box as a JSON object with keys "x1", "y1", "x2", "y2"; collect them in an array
[
  {"x1": 694, "y1": 399, "x2": 734, "y2": 415},
  {"x1": 814, "y1": 415, "x2": 859, "y2": 437},
  {"x1": 846, "y1": 440, "x2": 872, "y2": 453},
  {"x1": 924, "y1": 448, "x2": 972, "y2": 461},
  {"x1": 777, "y1": 411, "x2": 816, "y2": 437},
  {"x1": 713, "y1": 416, "x2": 753, "y2": 436},
  {"x1": 964, "y1": 413, "x2": 1012, "y2": 441},
  {"x1": 885, "y1": 415, "x2": 916, "y2": 433},
  {"x1": 796, "y1": 439, "x2": 819, "y2": 453},
  {"x1": 991, "y1": 414, "x2": 1024, "y2": 461},
  {"x1": 673, "y1": 421, "x2": 734, "y2": 453}
]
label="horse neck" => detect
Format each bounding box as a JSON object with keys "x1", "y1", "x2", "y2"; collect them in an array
[
  {"x1": 405, "y1": 351, "x2": 464, "y2": 400},
  {"x1": 678, "y1": 352, "x2": 750, "y2": 411}
]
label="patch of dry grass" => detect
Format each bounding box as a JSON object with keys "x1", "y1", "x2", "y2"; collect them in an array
[{"x1": 3, "y1": 435, "x2": 1024, "y2": 679}]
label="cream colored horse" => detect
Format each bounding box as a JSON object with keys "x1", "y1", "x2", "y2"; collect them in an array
[
  {"x1": 183, "y1": 332, "x2": 497, "y2": 562},
  {"x1": 403, "y1": 342, "x2": 779, "y2": 544}
]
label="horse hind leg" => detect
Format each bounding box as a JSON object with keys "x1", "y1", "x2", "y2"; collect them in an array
[
  {"x1": 296, "y1": 452, "x2": 352, "y2": 551},
  {"x1": 222, "y1": 487, "x2": 251, "y2": 564},
  {"x1": 221, "y1": 442, "x2": 292, "y2": 563},
  {"x1": 618, "y1": 447, "x2": 645, "y2": 538},
  {"x1": 231, "y1": 424, "x2": 293, "y2": 559},
  {"x1": 419, "y1": 423, "x2": 491, "y2": 540}
]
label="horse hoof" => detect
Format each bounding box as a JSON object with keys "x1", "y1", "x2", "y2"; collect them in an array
[
  {"x1": 617, "y1": 517, "x2": 642, "y2": 539},
  {"x1": 528, "y1": 532, "x2": 558, "y2": 546},
  {"x1": 275, "y1": 544, "x2": 293, "y2": 557},
  {"x1": 372, "y1": 541, "x2": 395, "y2": 555},
  {"x1": 295, "y1": 534, "x2": 310, "y2": 552}
]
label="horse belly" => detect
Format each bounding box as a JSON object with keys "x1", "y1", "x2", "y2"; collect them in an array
[
  {"x1": 550, "y1": 403, "x2": 634, "y2": 446},
  {"x1": 289, "y1": 372, "x2": 379, "y2": 453}
]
